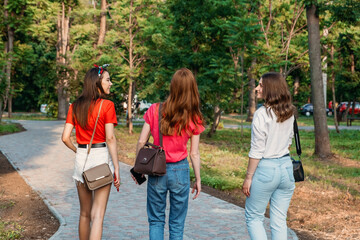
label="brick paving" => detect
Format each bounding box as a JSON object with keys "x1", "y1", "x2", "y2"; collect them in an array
[{"x1": 0, "y1": 120, "x2": 298, "y2": 240}]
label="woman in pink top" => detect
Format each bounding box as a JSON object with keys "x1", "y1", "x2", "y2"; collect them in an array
[{"x1": 134, "y1": 68, "x2": 205, "y2": 240}]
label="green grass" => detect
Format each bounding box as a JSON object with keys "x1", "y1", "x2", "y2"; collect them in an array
[
  {"x1": 195, "y1": 128, "x2": 360, "y2": 196},
  {"x1": 0, "y1": 200, "x2": 15, "y2": 209},
  {"x1": 221, "y1": 114, "x2": 251, "y2": 126},
  {"x1": 299, "y1": 130, "x2": 360, "y2": 161},
  {"x1": 0, "y1": 221, "x2": 23, "y2": 239},
  {"x1": 222, "y1": 114, "x2": 360, "y2": 127},
  {"x1": 0, "y1": 122, "x2": 23, "y2": 134},
  {"x1": 297, "y1": 115, "x2": 360, "y2": 126},
  {"x1": 3, "y1": 113, "x2": 57, "y2": 121}
]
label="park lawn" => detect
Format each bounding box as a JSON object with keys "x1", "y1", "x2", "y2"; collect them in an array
[
  {"x1": 223, "y1": 113, "x2": 360, "y2": 127},
  {"x1": 297, "y1": 115, "x2": 360, "y2": 127},
  {"x1": 221, "y1": 114, "x2": 251, "y2": 126},
  {"x1": 2, "y1": 113, "x2": 57, "y2": 121}
]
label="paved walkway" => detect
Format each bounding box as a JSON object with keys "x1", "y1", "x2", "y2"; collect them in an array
[{"x1": 0, "y1": 120, "x2": 298, "y2": 240}]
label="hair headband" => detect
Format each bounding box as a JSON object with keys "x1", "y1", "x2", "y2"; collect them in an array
[{"x1": 94, "y1": 64, "x2": 110, "y2": 77}]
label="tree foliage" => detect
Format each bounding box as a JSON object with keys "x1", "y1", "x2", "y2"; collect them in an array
[{"x1": 0, "y1": 0, "x2": 358, "y2": 152}]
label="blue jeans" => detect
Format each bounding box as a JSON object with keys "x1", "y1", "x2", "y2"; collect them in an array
[
  {"x1": 147, "y1": 158, "x2": 190, "y2": 240},
  {"x1": 245, "y1": 155, "x2": 295, "y2": 240}
]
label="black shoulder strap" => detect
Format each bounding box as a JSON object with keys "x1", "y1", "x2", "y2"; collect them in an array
[
  {"x1": 293, "y1": 118, "x2": 302, "y2": 157},
  {"x1": 158, "y1": 103, "x2": 163, "y2": 148}
]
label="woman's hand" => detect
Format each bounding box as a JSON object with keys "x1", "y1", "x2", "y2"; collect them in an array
[
  {"x1": 242, "y1": 157, "x2": 260, "y2": 197},
  {"x1": 130, "y1": 173, "x2": 145, "y2": 185},
  {"x1": 242, "y1": 178, "x2": 252, "y2": 197},
  {"x1": 113, "y1": 169, "x2": 120, "y2": 192},
  {"x1": 191, "y1": 178, "x2": 201, "y2": 200}
]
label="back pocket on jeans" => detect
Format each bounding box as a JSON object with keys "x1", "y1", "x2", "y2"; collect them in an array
[
  {"x1": 174, "y1": 168, "x2": 190, "y2": 187},
  {"x1": 286, "y1": 166, "x2": 295, "y2": 182},
  {"x1": 255, "y1": 167, "x2": 275, "y2": 183}
]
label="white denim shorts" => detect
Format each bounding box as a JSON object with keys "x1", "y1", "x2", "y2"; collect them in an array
[{"x1": 73, "y1": 144, "x2": 115, "y2": 183}]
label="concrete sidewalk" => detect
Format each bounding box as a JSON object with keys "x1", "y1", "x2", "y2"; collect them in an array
[{"x1": 0, "y1": 120, "x2": 298, "y2": 240}]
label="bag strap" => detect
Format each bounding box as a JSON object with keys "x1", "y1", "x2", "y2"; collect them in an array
[
  {"x1": 158, "y1": 103, "x2": 163, "y2": 148},
  {"x1": 82, "y1": 99, "x2": 104, "y2": 172},
  {"x1": 145, "y1": 102, "x2": 163, "y2": 147},
  {"x1": 293, "y1": 117, "x2": 302, "y2": 158}
]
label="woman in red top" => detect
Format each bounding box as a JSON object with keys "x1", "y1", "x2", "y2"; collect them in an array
[
  {"x1": 134, "y1": 68, "x2": 205, "y2": 240},
  {"x1": 62, "y1": 65, "x2": 120, "y2": 240}
]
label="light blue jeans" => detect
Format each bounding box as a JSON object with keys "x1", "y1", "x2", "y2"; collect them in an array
[
  {"x1": 245, "y1": 155, "x2": 295, "y2": 240},
  {"x1": 147, "y1": 158, "x2": 190, "y2": 240}
]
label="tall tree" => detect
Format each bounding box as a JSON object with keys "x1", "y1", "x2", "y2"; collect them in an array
[
  {"x1": 0, "y1": 0, "x2": 14, "y2": 121},
  {"x1": 306, "y1": 2, "x2": 331, "y2": 157},
  {"x1": 215, "y1": 0, "x2": 261, "y2": 134},
  {"x1": 56, "y1": 1, "x2": 72, "y2": 119},
  {"x1": 248, "y1": 0, "x2": 308, "y2": 121},
  {"x1": 107, "y1": 0, "x2": 150, "y2": 134},
  {"x1": 97, "y1": 0, "x2": 106, "y2": 46},
  {"x1": 0, "y1": 0, "x2": 33, "y2": 120}
]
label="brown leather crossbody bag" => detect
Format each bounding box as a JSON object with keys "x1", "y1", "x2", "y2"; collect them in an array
[{"x1": 134, "y1": 103, "x2": 166, "y2": 176}]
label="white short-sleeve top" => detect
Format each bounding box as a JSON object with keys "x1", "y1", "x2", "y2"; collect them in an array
[{"x1": 249, "y1": 106, "x2": 294, "y2": 159}]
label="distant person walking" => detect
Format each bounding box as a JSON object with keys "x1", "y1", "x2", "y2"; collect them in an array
[
  {"x1": 62, "y1": 65, "x2": 120, "y2": 239},
  {"x1": 242, "y1": 72, "x2": 296, "y2": 240},
  {"x1": 133, "y1": 68, "x2": 205, "y2": 240}
]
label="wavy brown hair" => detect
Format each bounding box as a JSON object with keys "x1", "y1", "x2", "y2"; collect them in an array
[
  {"x1": 261, "y1": 72, "x2": 295, "y2": 122},
  {"x1": 160, "y1": 68, "x2": 204, "y2": 136},
  {"x1": 72, "y1": 68, "x2": 107, "y2": 129}
]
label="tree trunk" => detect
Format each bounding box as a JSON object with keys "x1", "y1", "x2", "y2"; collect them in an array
[
  {"x1": 246, "y1": 58, "x2": 256, "y2": 122},
  {"x1": 306, "y1": 4, "x2": 331, "y2": 157},
  {"x1": 294, "y1": 75, "x2": 300, "y2": 96},
  {"x1": 207, "y1": 105, "x2": 221, "y2": 138},
  {"x1": 4, "y1": 27, "x2": 13, "y2": 116},
  {"x1": 343, "y1": 101, "x2": 351, "y2": 122},
  {"x1": 56, "y1": 2, "x2": 71, "y2": 120},
  {"x1": 350, "y1": 98, "x2": 356, "y2": 119},
  {"x1": 8, "y1": 86, "x2": 13, "y2": 118},
  {"x1": 330, "y1": 45, "x2": 339, "y2": 133},
  {"x1": 240, "y1": 53, "x2": 245, "y2": 136},
  {"x1": 350, "y1": 53, "x2": 356, "y2": 119},
  {"x1": 127, "y1": 0, "x2": 134, "y2": 134},
  {"x1": 0, "y1": 0, "x2": 14, "y2": 122},
  {"x1": 97, "y1": 0, "x2": 106, "y2": 46}
]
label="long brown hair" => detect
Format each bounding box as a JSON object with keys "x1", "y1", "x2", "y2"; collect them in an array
[
  {"x1": 160, "y1": 68, "x2": 204, "y2": 136},
  {"x1": 72, "y1": 68, "x2": 107, "y2": 129},
  {"x1": 261, "y1": 72, "x2": 295, "y2": 122}
]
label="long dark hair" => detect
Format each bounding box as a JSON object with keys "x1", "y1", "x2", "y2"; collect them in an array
[
  {"x1": 72, "y1": 68, "x2": 107, "y2": 129},
  {"x1": 160, "y1": 68, "x2": 204, "y2": 136},
  {"x1": 261, "y1": 72, "x2": 295, "y2": 122}
]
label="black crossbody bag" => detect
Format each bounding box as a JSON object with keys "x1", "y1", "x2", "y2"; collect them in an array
[{"x1": 292, "y1": 118, "x2": 305, "y2": 182}]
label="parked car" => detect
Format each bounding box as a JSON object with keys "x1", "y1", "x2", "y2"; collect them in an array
[
  {"x1": 337, "y1": 102, "x2": 360, "y2": 115},
  {"x1": 300, "y1": 103, "x2": 313, "y2": 116},
  {"x1": 300, "y1": 103, "x2": 331, "y2": 117}
]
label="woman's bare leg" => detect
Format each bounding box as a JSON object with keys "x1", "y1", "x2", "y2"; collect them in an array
[
  {"x1": 76, "y1": 182, "x2": 93, "y2": 240},
  {"x1": 89, "y1": 184, "x2": 111, "y2": 240}
]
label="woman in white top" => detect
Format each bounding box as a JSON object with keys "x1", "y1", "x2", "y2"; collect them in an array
[{"x1": 242, "y1": 72, "x2": 295, "y2": 240}]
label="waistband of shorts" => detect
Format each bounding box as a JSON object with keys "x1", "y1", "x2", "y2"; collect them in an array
[{"x1": 78, "y1": 142, "x2": 106, "y2": 148}]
